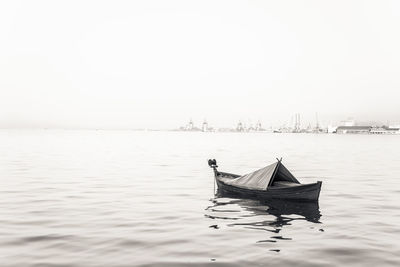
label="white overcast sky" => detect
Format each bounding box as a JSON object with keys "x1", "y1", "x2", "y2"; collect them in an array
[{"x1": 1, "y1": 0, "x2": 399, "y2": 129}]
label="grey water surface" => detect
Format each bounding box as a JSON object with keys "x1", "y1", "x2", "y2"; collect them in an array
[{"x1": 0, "y1": 130, "x2": 399, "y2": 266}]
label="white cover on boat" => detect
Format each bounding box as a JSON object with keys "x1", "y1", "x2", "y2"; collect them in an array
[{"x1": 222, "y1": 162, "x2": 278, "y2": 190}]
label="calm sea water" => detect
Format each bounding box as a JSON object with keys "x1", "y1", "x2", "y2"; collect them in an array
[{"x1": 0, "y1": 130, "x2": 399, "y2": 266}]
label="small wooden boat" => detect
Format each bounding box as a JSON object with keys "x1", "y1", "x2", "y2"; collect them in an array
[{"x1": 208, "y1": 159, "x2": 322, "y2": 202}]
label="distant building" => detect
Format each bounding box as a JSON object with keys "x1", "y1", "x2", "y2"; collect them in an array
[
  {"x1": 254, "y1": 121, "x2": 265, "y2": 131},
  {"x1": 236, "y1": 121, "x2": 245, "y2": 132},
  {"x1": 340, "y1": 120, "x2": 355, "y2": 127},
  {"x1": 327, "y1": 125, "x2": 337, "y2": 133},
  {"x1": 293, "y1": 113, "x2": 301, "y2": 133},
  {"x1": 370, "y1": 126, "x2": 400, "y2": 134},
  {"x1": 186, "y1": 119, "x2": 194, "y2": 131},
  {"x1": 336, "y1": 126, "x2": 372, "y2": 134},
  {"x1": 255, "y1": 121, "x2": 261, "y2": 131},
  {"x1": 202, "y1": 120, "x2": 209, "y2": 132},
  {"x1": 305, "y1": 123, "x2": 313, "y2": 133},
  {"x1": 177, "y1": 119, "x2": 202, "y2": 131}
]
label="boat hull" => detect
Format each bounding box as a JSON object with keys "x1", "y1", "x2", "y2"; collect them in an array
[{"x1": 215, "y1": 172, "x2": 322, "y2": 202}]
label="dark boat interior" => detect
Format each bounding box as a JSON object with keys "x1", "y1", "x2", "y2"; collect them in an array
[{"x1": 271, "y1": 181, "x2": 300, "y2": 188}]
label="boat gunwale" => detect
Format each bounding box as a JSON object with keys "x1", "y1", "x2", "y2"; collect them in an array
[{"x1": 214, "y1": 170, "x2": 322, "y2": 201}]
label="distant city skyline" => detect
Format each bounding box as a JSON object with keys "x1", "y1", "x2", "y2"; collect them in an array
[
  {"x1": 176, "y1": 117, "x2": 400, "y2": 134},
  {"x1": 1, "y1": 110, "x2": 399, "y2": 130},
  {"x1": 178, "y1": 116, "x2": 399, "y2": 131},
  {"x1": 1, "y1": 1, "x2": 400, "y2": 129}
]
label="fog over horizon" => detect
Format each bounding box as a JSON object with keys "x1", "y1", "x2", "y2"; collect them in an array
[{"x1": 1, "y1": 0, "x2": 400, "y2": 129}]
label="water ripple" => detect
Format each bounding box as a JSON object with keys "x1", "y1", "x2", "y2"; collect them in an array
[{"x1": 0, "y1": 130, "x2": 399, "y2": 266}]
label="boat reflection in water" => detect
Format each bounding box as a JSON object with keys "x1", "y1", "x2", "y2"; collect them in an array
[{"x1": 205, "y1": 190, "x2": 322, "y2": 248}]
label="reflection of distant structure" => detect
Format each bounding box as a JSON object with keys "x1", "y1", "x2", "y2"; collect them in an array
[{"x1": 336, "y1": 126, "x2": 372, "y2": 134}]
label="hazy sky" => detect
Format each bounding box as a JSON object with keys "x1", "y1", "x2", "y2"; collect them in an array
[{"x1": 1, "y1": 0, "x2": 399, "y2": 129}]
